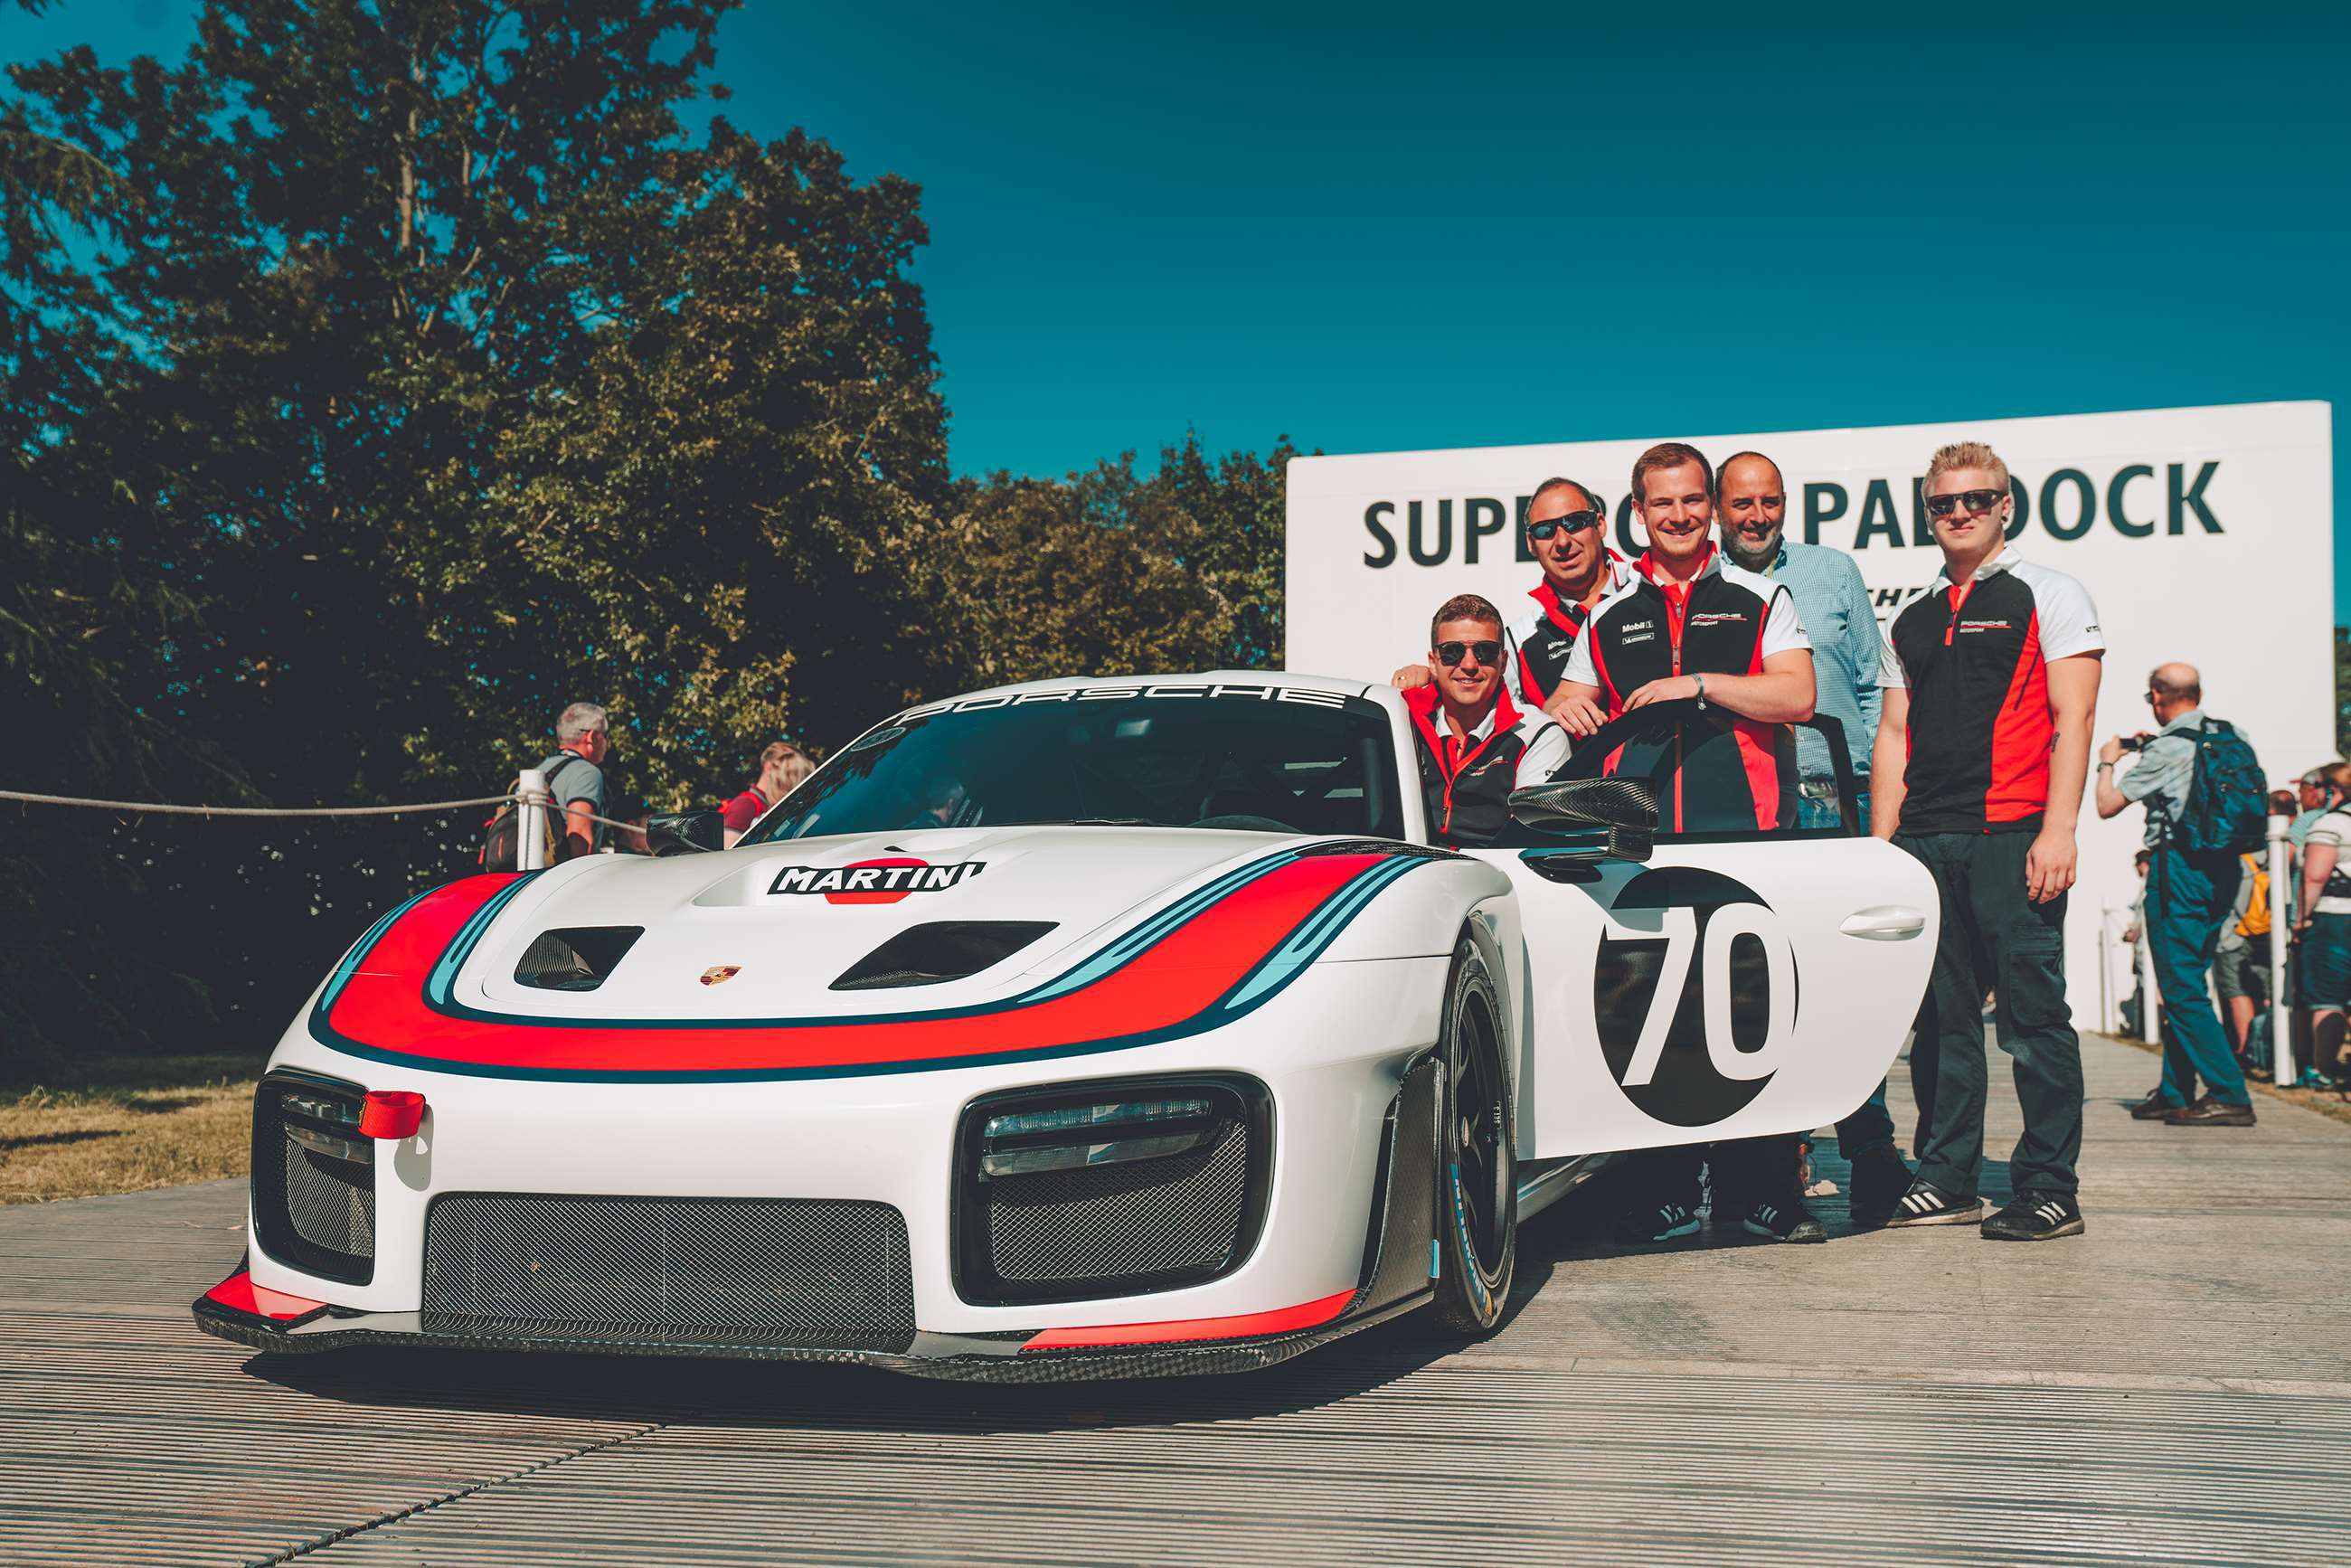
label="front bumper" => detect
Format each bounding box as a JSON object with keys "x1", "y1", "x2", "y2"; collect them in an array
[{"x1": 192, "y1": 1268, "x2": 1427, "y2": 1382}]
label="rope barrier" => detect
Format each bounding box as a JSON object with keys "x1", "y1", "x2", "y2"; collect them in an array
[
  {"x1": 0, "y1": 789, "x2": 515, "y2": 817},
  {"x1": 0, "y1": 789, "x2": 655, "y2": 836}
]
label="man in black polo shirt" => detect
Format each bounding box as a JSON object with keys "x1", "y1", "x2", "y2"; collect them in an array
[
  {"x1": 1547, "y1": 442, "x2": 1824, "y2": 1244},
  {"x1": 1405, "y1": 593, "x2": 1568, "y2": 847},
  {"x1": 1872, "y1": 440, "x2": 2104, "y2": 1241},
  {"x1": 1393, "y1": 476, "x2": 1636, "y2": 709}
]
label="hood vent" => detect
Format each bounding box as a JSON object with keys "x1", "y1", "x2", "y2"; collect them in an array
[
  {"x1": 832, "y1": 921, "x2": 1057, "y2": 992},
  {"x1": 515, "y1": 927, "x2": 645, "y2": 992}
]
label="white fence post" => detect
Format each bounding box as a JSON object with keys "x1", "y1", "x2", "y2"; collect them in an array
[
  {"x1": 516, "y1": 769, "x2": 548, "y2": 872},
  {"x1": 2134, "y1": 899, "x2": 2157, "y2": 1043},
  {"x1": 2098, "y1": 905, "x2": 2116, "y2": 1034},
  {"x1": 2269, "y1": 815, "x2": 2293, "y2": 1084}
]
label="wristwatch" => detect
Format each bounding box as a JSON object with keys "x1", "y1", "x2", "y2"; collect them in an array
[{"x1": 1694, "y1": 673, "x2": 1707, "y2": 710}]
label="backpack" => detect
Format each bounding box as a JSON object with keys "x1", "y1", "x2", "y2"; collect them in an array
[
  {"x1": 2169, "y1": 718, "x2": 2269, "y2": 856},
  {"x1": 477, "y1": 751, "x2": 586, "y2": 871},
  {"x1": 2235, "y1": 853, "x2": 2271, "y2": 939}
]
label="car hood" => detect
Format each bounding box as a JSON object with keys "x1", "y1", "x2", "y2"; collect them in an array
[{"x1": 451, "y1": 826, "x2": 1323, "y2": 1018}]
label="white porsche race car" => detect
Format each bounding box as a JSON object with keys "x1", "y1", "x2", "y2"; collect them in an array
[{"x1": 195, "y1": 672, "x2": 1935, "y2": 1380}]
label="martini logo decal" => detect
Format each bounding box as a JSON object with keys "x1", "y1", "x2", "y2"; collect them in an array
[
  {"x1": 767, "y1": 857, "x2": 985, "y2": 906},
  {"x1": 1591, "y1": 866, "x2": 1797, "y2": 1128}
]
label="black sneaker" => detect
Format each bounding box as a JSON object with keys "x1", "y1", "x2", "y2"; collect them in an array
[
  {"x1": 1614, "y1": 1201, "x2": 1701, "y2": 1244},
  {"x1": 2129, "y1": 1091, "x2": 2183, "y2": 1121},
  {"x1": 1981, "y1": 1190, "x2": 2085, "y2": 1241},
  {"x1": 1741, "y1": 1198, "x2": 1827, "y2": 1243},
  {"x1": 1846, "y1": 1146, "x2": 1913, "y2": 1229},
  {"x1": 1883, "y1": 1181, "x2": 1984, "y2": 1227}
]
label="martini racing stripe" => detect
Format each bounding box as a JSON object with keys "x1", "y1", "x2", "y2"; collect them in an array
[{"x1": 310, "y1": 844, "x2": 1449, "y2": 1082}]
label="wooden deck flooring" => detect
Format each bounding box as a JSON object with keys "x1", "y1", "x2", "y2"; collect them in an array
[{"x1": 5, "y1": 1031, "x2": 2349, "y2": 1565}]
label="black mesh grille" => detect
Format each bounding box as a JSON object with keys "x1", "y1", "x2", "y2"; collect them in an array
[
  {"x1": 421, "y1": 1194, "x2": 917, "y2": 1352},
  {"x1": 251, "y1": 1074, "x2": 375, "y2": 1285},
  {"x1": 283, "y1": 1139, "x2": 376, "y2": 1258},
  {"x1": 985, "y1": 1121, "x2": 1249, "y2": 1284}
]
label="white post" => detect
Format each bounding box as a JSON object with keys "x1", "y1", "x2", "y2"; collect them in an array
[
  {"x1": 516, "y1": 769, "x2": 548, "y2": 872},
  {"x1": 2135, "y1": 901, "x2": 2158, "y2": 1043},
  {"x1": 2269, "y1": 815, "x2": 2294, "y2": 1084}
]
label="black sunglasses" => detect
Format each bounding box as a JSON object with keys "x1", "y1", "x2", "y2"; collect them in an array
[
  {"x1": 1924, "y1": 488, "x2": 2006, "y2": 519},
  {"x1": 1526, "y1": 510, "x2": 1603, "y2": 541},
  {"x1": 1436, "y1": 639, "x2": 1504, "y2": 668}
]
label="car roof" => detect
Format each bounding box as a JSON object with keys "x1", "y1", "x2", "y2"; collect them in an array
[{"x1": 897, "y1": 671, "x2": 1382, "y2": 715}]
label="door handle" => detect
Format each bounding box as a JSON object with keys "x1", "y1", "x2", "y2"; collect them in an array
[{"x1": 1840, "y1": 905, "x2": 1927, "y2": 940}]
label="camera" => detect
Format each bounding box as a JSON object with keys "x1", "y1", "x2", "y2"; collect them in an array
[{"x1": 2119, "y1": 735, "x2": 2148, "y2": 752}]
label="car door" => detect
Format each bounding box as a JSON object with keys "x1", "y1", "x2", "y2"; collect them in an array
[{"x1": 1463, "y1": 704, "x2": 1939, "y2": 1158}]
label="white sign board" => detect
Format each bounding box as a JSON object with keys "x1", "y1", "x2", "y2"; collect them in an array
[{"x1": 1285, "y1": 401, "x2": 2337, "y2": 1028}]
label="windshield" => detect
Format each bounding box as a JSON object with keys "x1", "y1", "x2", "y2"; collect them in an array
[{"x1": 742, "y1": 684, "x2": 1403, "y2": 843}]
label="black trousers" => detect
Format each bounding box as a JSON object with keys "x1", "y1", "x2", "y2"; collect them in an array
[
  {"x1": 1625, "y1": 1134, "x2": 1803, "y2": 1214},
  {"x1": 1895, "y1": 827, "x2": 2083, "y2": 1200}
]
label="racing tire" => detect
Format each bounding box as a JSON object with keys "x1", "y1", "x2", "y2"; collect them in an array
[{"x1": 1430, "y1": 933, "x2": 1517, "y2": 1336}]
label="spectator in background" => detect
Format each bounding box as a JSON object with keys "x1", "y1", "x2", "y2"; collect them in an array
[
  {"x1": 2295, "y1": 779, "x2": 2351, "y2": 1085},
  {"x1": 2094, "y1": 663, "x2": 2255, "y2": 1127},
  {"x1": 722, "y1": 741, "x2": 816, "y2": 848},
  {"x1": 2214, "y1": 850, "x2": 2273, "y2": 1072},
  {"x1": 1714, "y1": 449, "x2": 1906, "y2": 1225},
  {"x1": 551, "y1": 702, "x2": 613, "y2": 862},
  {"x1": 604, "y1": 791, "x2": 650, "y2": 855},
  {"x1": 2121, "y1": 849, "x2": 2153, "y2": 1044}
]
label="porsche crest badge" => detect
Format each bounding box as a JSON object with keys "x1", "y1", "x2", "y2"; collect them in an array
[{"x1": 699, "y1": 966, "x2": 742, "y2": 987}]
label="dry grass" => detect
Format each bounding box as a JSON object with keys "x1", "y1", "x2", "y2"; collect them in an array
[
  {"x1": 0, "y1": 1054, "x2": 260, "y2": 1205},
  {"x1": 2100, "y1": 1031, "x2": 2351, "y2": 1129}
]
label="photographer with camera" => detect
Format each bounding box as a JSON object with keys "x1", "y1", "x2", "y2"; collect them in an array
[{"x1": 2094, "y1": 663, "x2": 2263, "y2": 1126}]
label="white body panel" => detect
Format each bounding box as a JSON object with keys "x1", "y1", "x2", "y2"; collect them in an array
[{"x1": 231, "y1": 668, "x2": 1935, "y2": 1350}]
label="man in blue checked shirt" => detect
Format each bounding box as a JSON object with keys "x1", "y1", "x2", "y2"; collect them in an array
[{"x1": 1715, "y1": 449, "x2": 1910, "y2": 1224}]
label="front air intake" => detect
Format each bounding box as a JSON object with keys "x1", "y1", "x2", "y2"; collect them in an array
[
  {"x1": 420, "y1": 1193, "x2": 917, "y2": 1352},
  {"x1": 831, "y1": 921, "x2": 1057, "y2": 991},
  {"x1": 251, "y1": 1071, "x2": 376, "y2": 1285},
  {"x1": 514, "y1": 926, "x2": 644, "y2": 992},
  {"x1": 953, "y1": 1075, "x2": 1270, "y2": 1306}
]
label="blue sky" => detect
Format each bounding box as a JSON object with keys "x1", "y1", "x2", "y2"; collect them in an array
[{"x1": 10, "y1": 1, "x2": 2346, "y2": 619}]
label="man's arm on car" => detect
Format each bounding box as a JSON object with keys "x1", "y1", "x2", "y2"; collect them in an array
[
  {"x1": 1870, "y1": 686, "x2": 1909, "y2": 839},
  {"x1": 1544, "y1": 681, "x2": 1610, "y2": 738},
  {"x1": 1621, "y1": 648, "x2": 1816, "y2": 724}
]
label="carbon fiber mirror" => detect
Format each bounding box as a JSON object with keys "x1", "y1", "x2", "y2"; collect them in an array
[
  {"x1": 646, "y1": 811, "x2": 724, "y2": 856},
  {"x1": 1507, "y1": 778, "x2": 1657, "y2": 862}
]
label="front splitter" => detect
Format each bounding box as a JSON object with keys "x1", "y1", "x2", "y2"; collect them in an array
[{"x1": 191, "y1": 1284, "x2": 1430, "y2": 1384}]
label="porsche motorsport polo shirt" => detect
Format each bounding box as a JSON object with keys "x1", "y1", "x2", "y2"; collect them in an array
[
  {"x1": 1877, "y1": 551, "x2": 2102, "y2": 836},
  {"x1": 1503, "y1": 551, "x2": 1638, "y2": 709},
  {"x1": 1563, "y1": 545, "x2": 1810, "y2": 832},
  {"x1": 1404, "y1": 682, "x2": 1569, "y2": 847}
]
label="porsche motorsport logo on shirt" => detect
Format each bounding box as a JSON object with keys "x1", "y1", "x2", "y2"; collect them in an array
[{"x1": 768, "y1": 857, "x2": 985, "y2": 905}]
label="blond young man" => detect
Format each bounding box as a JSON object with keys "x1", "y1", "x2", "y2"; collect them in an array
[{"x1": 1872, "y1": 441, "x2": 2103, "y2": 1240}]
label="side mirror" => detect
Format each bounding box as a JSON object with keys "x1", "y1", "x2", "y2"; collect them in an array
[
  {"x1": 645, "y1": 811, "x2": 725, "y2": 857},
  {"x1": 1507, "y1": 778, "x2": 1657, "y2": 862}
]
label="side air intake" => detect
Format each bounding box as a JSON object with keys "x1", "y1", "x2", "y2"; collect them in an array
[
  {"x1": 831, "y1": 921, "x2": 1057, "y2": 991},
  {"x1": 514, "y1": 927, "x2": 644, "y2": 992}
]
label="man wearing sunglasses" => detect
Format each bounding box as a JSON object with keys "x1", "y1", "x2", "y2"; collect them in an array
[
  {"x1": 1404, "y1": 593, "x2": 1569, "y2": 847},
  {"x1": 1391, "y1": 477, "x2": 1634, "y2": 708},
  {"x1": 1873, "y1": 440, "x2": 2103, "y2": 1242},
  {"x1": 1544, "y1": 442, "x2": 1824, "y2": 1247}
]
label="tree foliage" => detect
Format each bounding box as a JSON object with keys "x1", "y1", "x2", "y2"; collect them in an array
[{"x1": 0, "y1": 1, "x2": 1290, "y2": 1070}]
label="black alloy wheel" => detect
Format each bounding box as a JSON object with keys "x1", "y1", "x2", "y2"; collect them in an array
[{"x1": 1430, "y1": 933, "x2": 1517, "y2": 1334}]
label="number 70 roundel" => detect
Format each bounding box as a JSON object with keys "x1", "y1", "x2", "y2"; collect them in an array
[{"x1": 1585, "y1": 866, "x2": 1799, "y2": 1129}]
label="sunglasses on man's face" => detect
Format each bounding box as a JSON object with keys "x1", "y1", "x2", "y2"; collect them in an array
[
  {"x1": 1526, "y1": 510, "x2": 1603, "y2": 542},
  {"x1": 1436, "y1": 639, "x2": 1504, "y2": 668},
  {"x1": 1925, "y1": 488, "x2": 2006, "y2": 519}
]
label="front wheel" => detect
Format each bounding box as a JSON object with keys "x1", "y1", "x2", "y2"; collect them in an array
[{"x1": 1430, "y1": 934, "x2": 1516, "y2": 1335}]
